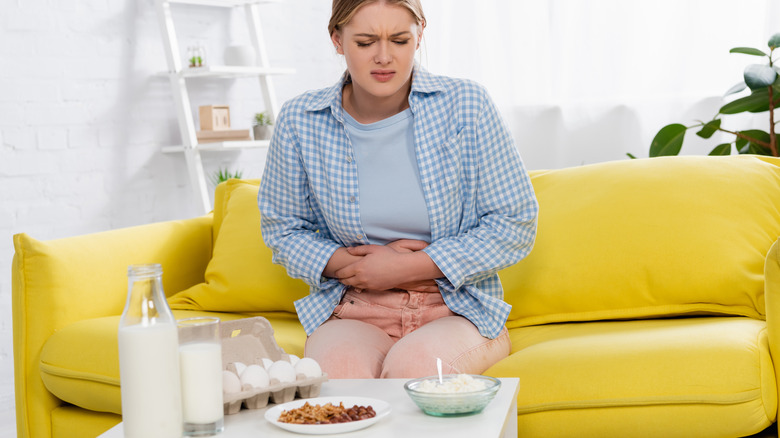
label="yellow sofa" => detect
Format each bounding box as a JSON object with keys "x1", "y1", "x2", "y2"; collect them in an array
[{"x1": 13, "y1": 155, "x2": 780, "y2": 438}]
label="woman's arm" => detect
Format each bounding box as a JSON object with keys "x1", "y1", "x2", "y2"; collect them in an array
[
  {"x1": 421, "y1": 88, "x2": 538, "y2": 291},
  {"x1": 258, "y1": 107, "x2": 343, "y2": 287}
]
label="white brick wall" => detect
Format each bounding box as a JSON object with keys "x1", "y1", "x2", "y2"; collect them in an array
[{"x1": 0, "y1": 0, "x2": 341, "y2": 433}]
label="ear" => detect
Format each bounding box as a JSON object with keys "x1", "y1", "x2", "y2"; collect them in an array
[
  {"x1": 416, "y1": 26, "x2": 424, "y2": 50},
  {"x1": 331, "y1": 31, "x2": 344, "y2": 55}
]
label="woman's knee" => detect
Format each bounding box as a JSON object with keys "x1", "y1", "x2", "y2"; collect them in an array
[
  {"x1": 305, "y1": 319, "x2": 395, "y2": 379},
  {"x1": 380, "y1": 317, "x2": 510, "y2": 378}
]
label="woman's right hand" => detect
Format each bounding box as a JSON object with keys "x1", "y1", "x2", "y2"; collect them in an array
[{"x1": 386, "y1": 240, "x2": 440, "y2": 293}]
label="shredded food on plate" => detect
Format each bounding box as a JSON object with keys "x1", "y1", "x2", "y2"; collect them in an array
[{"x1": 278, "y1": 401, "x2": 376, "y2": 424}]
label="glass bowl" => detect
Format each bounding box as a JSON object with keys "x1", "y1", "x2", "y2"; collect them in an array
[{"x1": 403, "y1": 374, "x2": 501, "y2": 417}]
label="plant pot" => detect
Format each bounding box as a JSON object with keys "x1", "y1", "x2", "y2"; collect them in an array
[{"x1": 253, "y1": 125, "x2": 273, "y2": 141}]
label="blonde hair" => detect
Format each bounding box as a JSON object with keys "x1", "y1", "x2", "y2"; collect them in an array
[{"x1": 328, "y1": 0, "x2": 426, "y2": 36}]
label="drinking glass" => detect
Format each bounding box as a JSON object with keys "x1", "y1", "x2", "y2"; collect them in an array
[{"x1": 177, "y1": 317, "x2": 224, "y2": 436}]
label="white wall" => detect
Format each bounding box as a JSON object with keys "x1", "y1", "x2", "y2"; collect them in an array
[{"x1": 0, "y1": 0, "x2": 342, "y2": 430}]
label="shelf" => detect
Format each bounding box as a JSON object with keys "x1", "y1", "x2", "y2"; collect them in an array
[
  {"x1": 162, "y1": 65, "x2": 295, "y2": 79},
  {"x1": 162, "y1": 139, "x2": 270, "y2": 153},
  {"x1": 167, "y1": 0, "x2": 281, "y2": 7}
]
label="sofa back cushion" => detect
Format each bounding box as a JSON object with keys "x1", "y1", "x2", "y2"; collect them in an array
[
  {"x1": 168, "y1": 179, "x2": 308, "y2": 313},
  {"x1": 500, "y1": 155, "x2": 780, "y2": 329}
]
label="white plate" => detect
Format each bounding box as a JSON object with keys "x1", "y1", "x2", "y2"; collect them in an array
[{"x1": 264, "y1": 396, "x2": 391, "y2": 435}]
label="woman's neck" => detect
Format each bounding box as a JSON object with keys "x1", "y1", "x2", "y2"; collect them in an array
[{"x1": 341, "y1": 81, "x2": 412, "y2": 124}]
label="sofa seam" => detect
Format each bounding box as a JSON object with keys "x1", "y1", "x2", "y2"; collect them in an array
[
  {"x1": 516, "y1": 389, "x2": 764, "y2": 415},
  {"x1": 12, "y1": 234, "x2": 29, "y2": 435},
  {"x1": 758, "y1": 325, "x2": 776, "y2": 422},
  {"x1": 39, "y1": 362, "x2": 120, "y2": 387}
]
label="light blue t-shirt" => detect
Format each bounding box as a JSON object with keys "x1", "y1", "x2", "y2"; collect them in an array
[{"x1": 343, "y1": 108, "x2": 432, "y2": 245}]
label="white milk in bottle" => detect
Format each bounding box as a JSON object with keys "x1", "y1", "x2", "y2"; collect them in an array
[{"x1": 118, "y1": 264, "x2": 182, "y2": 437}]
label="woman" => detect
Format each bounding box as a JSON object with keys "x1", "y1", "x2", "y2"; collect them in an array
[{"x1": 258, "y1": 0, "x2": 538, "y2": 378}]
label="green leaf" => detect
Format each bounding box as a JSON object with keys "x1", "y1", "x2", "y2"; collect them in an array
[
  {"x1": 735, "y1": 137, "x2": 748, "y2": 150},
  {"x1": 744, "y1": 64, "x2": 777, "y2": 91},
  {"x1": 626, "y1": 153, "x2": 637, "y2": 159},
  {"x1": 696, "y1": 119, "x2": 721, "y2": 139},
  {"x1": 737, "y1": 130, "x2": 772, "y2": 156},
  {"x1": 649, "y1": 123, "x2": 687, "y2": 157},
  {"x1": 769, "y1": 33, "x2": 780, "y2": 50},
  {"x1": 740, "y1": 129, "x2": 771, "y2": 144},
  {"x1": 708, "y1": 143, "x2": 732, "y2": 155},
  {"x1": 730, "y1": 47, "x2": 767, "y2": 56},
  {"x1": 741, "y1": 142, "x2": 771, "y2": 155},
  {"x1": 724, "y1": 81, "x2": 747, "y2": 96},
  {"x1": 720, "y1": 87, "x2": 771, "y2": 114}
]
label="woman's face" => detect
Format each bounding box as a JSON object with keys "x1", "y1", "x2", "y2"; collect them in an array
[{"x1": 332, "y1": 2, "x2": 422, "y2": 103}]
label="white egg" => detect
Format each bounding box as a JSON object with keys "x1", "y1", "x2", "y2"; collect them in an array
[
  {"x1": 240, "y1": 364, "x2": 270, "y2": 389},
  {"x1": 294, "y1": 357, "x2": 322, "y2": 378},
  {"x1": 232, "y1": 361, "x2": 247, "y2": 376},
  {"x1": 287, "y1": 354, "x2": 301, "y2": 366},
  {"x1": 261, "y1": 358, "x2": 274, "y2": 370},
  {"x1": 222, "y1": 370, "x2": 241, "y2": 394},
  {"x1": 267, "y1": 360, "x2": 296, "y2": 383}
]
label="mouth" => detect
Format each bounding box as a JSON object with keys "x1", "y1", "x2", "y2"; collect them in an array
[{"x1": 371, "y1": 70, "x2": 395, "y2": 82}]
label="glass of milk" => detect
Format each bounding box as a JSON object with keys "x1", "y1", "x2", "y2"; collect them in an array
[{"x1": 177, "y1": 317, "x2": 224, "y2": 436}]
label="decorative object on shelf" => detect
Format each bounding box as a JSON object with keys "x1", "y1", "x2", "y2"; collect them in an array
[
  {"x1": 639, "y1": 32, "x2": 780, "y2": 159},
  {"x1": 197, "y1": 105, "x2": 251, "y2": 143},
  {"x1": 253, "y1": 111, "x2": 274, "y2": 140},
  {"x1": 187, "y1": 43, "x2": 206, "y2": 68},
  {"x1": 209, "y1": 167, "x2": 244, "y2": 187},
  {"x1": 196, "y1": 129, "x2": 252, "y2": 143},
  {"x1": 200, "y1": 105, "x2": 231, "y2": 131},
  {"x1": 224, "y1": 44, "x2": 256, "y2": 67}
]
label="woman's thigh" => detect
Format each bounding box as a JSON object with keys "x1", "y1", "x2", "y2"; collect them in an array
[
  {"x1": 380, "y1": 316, "x2": 511, "y2": 379},
  {"x1": 305, "y1": 318, "x2": 396, "y2": 379}
]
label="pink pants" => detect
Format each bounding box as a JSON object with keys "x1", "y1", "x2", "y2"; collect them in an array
[{"x1": 305, "y1": 288, "x2": 511, "y2": 379}]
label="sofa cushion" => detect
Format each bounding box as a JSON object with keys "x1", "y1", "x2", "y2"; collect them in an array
[
  {"x1": 39, "y1": 311, "x2": 306, "y2": 414},
  {"x1": 500, "y1": 155, "x2": 780, "y2": 328},
  {"x1": 486, "y1": 317, "x2": 777, "y2": 437},
  {"x1": 168, "y1": 179, "x2": 308, "y2": 313}
]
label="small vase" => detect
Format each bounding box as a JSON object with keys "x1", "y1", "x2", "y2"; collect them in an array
[
  {"x1": 118, "y1": 264, "x2": 183, "y2": 438},
  {"x1": 253, "y1": 124, "x2": 273, "y2": 140}
]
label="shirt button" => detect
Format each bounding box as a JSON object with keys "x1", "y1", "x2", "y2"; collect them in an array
[
  {"x1": 349, "y1": 196, "x2": 356, "y2": 203},
  {"x1": 347, "y1": 156, "x2": 353, "y2": 163},
  {"x1": 356, "y1": 235, "x2": 363, "y2": 240}
]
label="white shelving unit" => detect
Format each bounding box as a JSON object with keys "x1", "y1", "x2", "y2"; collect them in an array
[{"x1": 155, "y1": 0, "x2": 293, "y2": 213}]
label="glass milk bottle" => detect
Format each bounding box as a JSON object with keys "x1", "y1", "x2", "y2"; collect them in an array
[{"x1": 118, "y1": 264, "x2": 183, "y2": 438}]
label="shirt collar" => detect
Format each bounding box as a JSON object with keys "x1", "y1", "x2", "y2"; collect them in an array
[{"x1": 303, "y1": 65, "x2": 445, "y2": 116}]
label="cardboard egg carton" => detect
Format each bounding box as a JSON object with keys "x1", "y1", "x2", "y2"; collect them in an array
[{"x1": 220, "y1": 317, "x2": 328, "y2": 415}]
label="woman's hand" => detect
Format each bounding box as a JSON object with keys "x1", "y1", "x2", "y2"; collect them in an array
[
  {"x1": 335, "y1": 245, "x2": 408, "y2": 290},
  {"x1": 335, "y1": 240, "x2": 444, "y2": 291},
  {"x1": 386, "y1": 239, "x2": 430, "y2": 253}
]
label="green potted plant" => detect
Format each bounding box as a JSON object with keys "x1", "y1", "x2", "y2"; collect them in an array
[
  {"x1": 210, "y1": 167, "x2": 243, "y2": 188},
  {"x1": 642, "y1": 33, "x2": 780, "y2": 158},
  {"x1": 253, "y1": 111, "x2": 274, "y2": 141}
]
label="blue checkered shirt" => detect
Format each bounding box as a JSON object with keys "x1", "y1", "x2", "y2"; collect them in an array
[{"x1": 258, "y1": 67, "x2": 538, "y2": 339}]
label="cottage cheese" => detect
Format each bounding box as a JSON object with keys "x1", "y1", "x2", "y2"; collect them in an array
[{"x1": 416, "y1": 374, "x2": 487, "y2": 393}]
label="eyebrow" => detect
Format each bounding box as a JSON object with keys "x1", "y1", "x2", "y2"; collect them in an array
[{"x1": 353, "y1": 31, "x2": 412, "y2": 38}]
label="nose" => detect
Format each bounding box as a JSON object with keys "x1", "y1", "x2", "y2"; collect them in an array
[{"x1": 374, "y1": 40, "x2": 391, "y2": 64}]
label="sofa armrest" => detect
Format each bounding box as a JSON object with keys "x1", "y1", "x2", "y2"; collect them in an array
[
  {"x1": 12, "y1": 214, "x2": 213, "y2": 438},
  {"x1": 764, "y1": 238, "x2": 780, "y2": 427}
]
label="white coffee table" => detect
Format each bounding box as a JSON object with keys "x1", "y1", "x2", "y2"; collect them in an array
[{"x1": 100, "y1": 377, "x2": 519, "y2": 437}]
